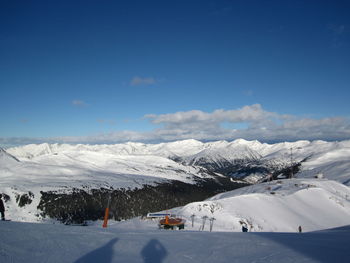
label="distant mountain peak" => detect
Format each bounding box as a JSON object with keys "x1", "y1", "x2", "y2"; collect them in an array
[{"x1": 0, "y1": 147, "x2": 20, "y2": 163}]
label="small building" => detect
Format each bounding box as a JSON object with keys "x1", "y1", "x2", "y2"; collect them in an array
[{"x1": 146, "y1": 212, "x2": 175, "y2": 219}]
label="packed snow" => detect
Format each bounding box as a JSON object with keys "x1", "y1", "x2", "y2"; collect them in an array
[{"x1": 0, "y1": 219, "x2": 349, "y2": 262}]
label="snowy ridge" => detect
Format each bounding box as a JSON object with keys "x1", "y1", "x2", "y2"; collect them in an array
[
  {"x1": 183, "y1": 143, "x2": 261, "y2": 167},
  {"x1": 3, "y1": 141, "x2": 217, "y2": 189},
  {"x1": 0, "y1": 147, "x2": 20, "y2": 167},
  {"x1": 6, "y1": 139, "x2": 206, "y2": 160},
  {"x1": 3, "y1": 138, "x2": 350, "y2": 186},
  {"x1": 177, "y1": 178, "x2": 350, "y2": 232}
]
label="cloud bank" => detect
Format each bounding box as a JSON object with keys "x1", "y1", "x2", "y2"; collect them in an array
[{"x1": 1, "y1": 104, "x2": 350, "y2": 147}]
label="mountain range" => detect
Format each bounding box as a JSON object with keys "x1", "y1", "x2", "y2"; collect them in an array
[{"x1": 1, "y1": 139, "x2": 350, "y2": 223}]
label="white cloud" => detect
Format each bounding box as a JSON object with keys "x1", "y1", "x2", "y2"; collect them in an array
[
  {"x1": 2, "y1": 105, "x2": 350, "y2": 147},
  {"x1": 72, "y1": 100, "x2": 88, "y2": 107},
  {"x1": 130, "y1": 76, "x2": 157, "y2": 86},
  {"x1": 146, "y1": 104, "x2": 278, "y2": 132},
  {"x1": 147, "y1": 104, "x2": 272, "y2": 123}
]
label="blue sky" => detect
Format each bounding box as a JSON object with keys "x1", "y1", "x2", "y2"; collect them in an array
[{"x1": 1, "y1": 0, "x2": 350, "y2": 146}]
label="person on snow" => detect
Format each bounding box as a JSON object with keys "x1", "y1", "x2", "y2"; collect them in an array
[
  {"x1": 242, "y1": 225, "x2": 248, "y2": 232},
  {"x1": 298, "y1": 226, "x2": 302, "y2": 233},
  {"x1": 0, "y1": 194, "x2": 5, "y2": 220}
]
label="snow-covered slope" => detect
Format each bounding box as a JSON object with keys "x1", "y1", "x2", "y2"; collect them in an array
[
  {"x1": 297, "y1": 141, "x2": 350, "y2": 184},
  {"x1": 1, "y1": 139, "x2": 350, "y2": 224},
  {"x1": 176, "y1": 178, "x2": 350, "y2": 232},
  {"x1": 3, "y1": 141, "x2": 219, "y2": 190},
  {"x1": 6, "y1": 139, "x2": 350, "y2": 185},
  {"x1": 182, "y1": 142, "x2": 261, "y2": 167},
  {"x1": 2, "y1": 142, "x2": 222, "y2": 222},
  {"x1": 0, "y1": 147, "x2": 19, "y2": 167},
  {"x1": 1, "y1": 219, "x2": 350, "y2": 263},
  {"x1": 6, "y1": 140, "x2": 206, "y2": 160},
  {"x1": 0, "y1": 148, "x2": 215, "y2": 222},
  {"x1": 2, "y1": 138, "x2": 350, "y2": 197}
]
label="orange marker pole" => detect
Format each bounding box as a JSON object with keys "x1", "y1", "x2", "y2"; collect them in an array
[
  {"x1": 102, "y1": 207, "x2": 109, "y2": 228},
  {"x1": 102, "y1": 194, "x2": 111, "y2": 228}
]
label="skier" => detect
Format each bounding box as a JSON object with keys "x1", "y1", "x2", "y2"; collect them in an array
[
  {"x1": 298, "y1": 225, "x2": 302, "y2": 233},
  {"x1": 0, "y1": 194, "x2": 5, "y2": 221}
]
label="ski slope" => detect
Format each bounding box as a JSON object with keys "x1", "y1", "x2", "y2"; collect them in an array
[{"x1": 0, "y1": 220, "x2": 349, "y2": 263}]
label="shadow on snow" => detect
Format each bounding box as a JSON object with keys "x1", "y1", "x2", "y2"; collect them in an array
[
  {"x1": 251, "y1": 226, "x2": 350, "y2": 263},
  {"x1": 74, "y1": 238, "x2": 118, "y2": 263},
  {"x1": 141, "y1": 239, "x2": 168, "y2": 263},
  {"x1": 74, "y1": 237, "x2": 167, "y2": 263}
]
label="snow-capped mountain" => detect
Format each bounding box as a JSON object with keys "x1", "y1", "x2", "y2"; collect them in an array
[
  {"x1": 6, "y1": 139, "x2": 350, "y2": 184},
  {"x1": 182, "y1": 142, "x2": 261, "y2": 166},
  {"x1": 1, "y1": 138, "x2": 350, "y2": 223}
]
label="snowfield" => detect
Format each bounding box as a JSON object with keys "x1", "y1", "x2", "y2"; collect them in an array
[
  {"x1": 0, "y1": 220, "x2": 349, "y2": 263},
  {"x1": 178, "y1": 178, "x2": 350, "y2": 232},
  {"x1": 1, "y1": 146, "x2": 213, "y2": 222}
]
